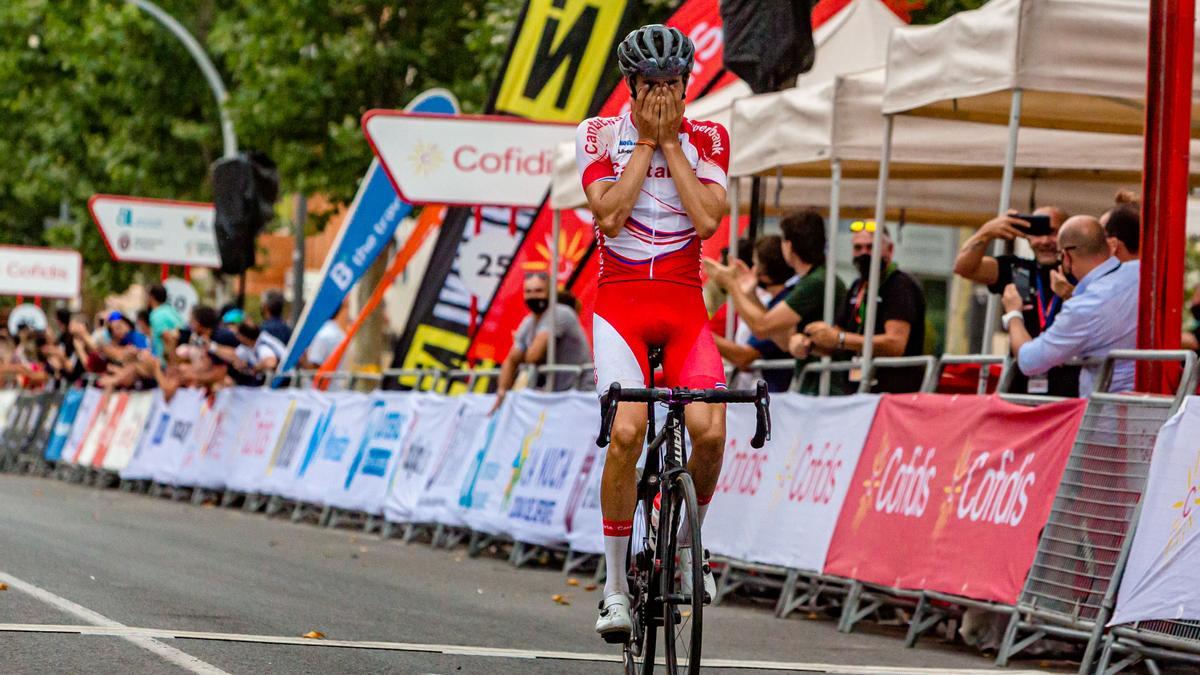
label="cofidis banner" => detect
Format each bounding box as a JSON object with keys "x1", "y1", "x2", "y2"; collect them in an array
[
  {"x1": 278, "y1": 89, "x2": 459, "y2": 376},
  {"x1": 824, "y1": 394, "x2": 1085, "y2": 604}
]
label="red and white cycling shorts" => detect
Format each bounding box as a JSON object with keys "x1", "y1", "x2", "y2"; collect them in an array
[{"x1": 592, "y1": 279, "x2": 726, "y2": 391}]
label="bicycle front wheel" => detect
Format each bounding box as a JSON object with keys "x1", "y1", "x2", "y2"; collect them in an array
[{"x1": 662, "y1": 471, "x2": 703, "y2": 675}]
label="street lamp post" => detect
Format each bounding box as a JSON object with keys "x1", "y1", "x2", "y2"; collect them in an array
[{"x1": 125, "y1": 0, "x2": 238, "y2": 159}]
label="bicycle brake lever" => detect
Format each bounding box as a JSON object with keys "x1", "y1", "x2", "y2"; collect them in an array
[
  {"x1": 596, "y1": 383, "x2": 621, "y2": 447},
  {"x1": 750, "y1": 380, "x2": 771, "y2": 449}
]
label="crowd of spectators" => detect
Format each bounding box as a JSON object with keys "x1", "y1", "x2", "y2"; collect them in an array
[{"x1": 0, "y1": 288, "x2": 297, "y2": 398}]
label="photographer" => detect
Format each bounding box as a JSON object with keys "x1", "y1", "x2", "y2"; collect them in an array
[{"x1": 954, "y1": 205, "x2": 1079, "y2": 396}]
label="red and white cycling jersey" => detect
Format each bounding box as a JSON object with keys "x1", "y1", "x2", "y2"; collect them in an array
[{"x1": 575, "y1": 112, "x2": 730, "y2": 287}]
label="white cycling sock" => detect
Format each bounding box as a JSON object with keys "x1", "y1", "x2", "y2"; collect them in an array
[{"x1": 602, "y1": 519, "x2": 632, "y2": 597}]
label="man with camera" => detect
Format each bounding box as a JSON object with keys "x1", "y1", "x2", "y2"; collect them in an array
[{"x1": 953, "y1": 206, "x2": 1078, "y2": 396}]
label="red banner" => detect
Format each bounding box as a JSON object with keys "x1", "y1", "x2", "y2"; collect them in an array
[{"x1": 823, "y1": 394, "x2": 1086, "y2": 604}]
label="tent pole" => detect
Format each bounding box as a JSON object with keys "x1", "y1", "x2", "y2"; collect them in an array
[
  {"x1": 820, "y1": 159, "x2": 843, "y2": 396},
  {"x1": 547, "y1": 209, "x2": 560, "y2": 386},
  {"x1": 980, "y1": 88, "x2": 1024, "y2": 358},
  {"x1": 860, "y1": 116, "x2": 893, "y2": 393},
  {"x1": 726, "y1": 177, "x2": 740, "y2": 339}
]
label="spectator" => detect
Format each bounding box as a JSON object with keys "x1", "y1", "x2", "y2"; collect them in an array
[
  {"x1": 228, "y1": 322, "x2": 286, "y2": 377},
  {"x1": 301, "y1": 303, "x2": 347, "y2": 370},
  {"x1": 53, "y1": 308, "x2": 85, "y2": 382},
  {"x1": 704, "y1": 210, "x2": 848, "y2": 393},
  {"x1": 953, "y1": 205, "x2": 1078, "y2": 396},
  {"x1": 103, "y1": 311, "x2": 150, "y2": 355},
  {"x1": 707, "y1": 235, "x2": 797, "y2": 392},
  {"x1": 172, "y1": 305, "x2": 241, "y2": 390},
  {"x1": 1002, "y1": 216, "x2": 1136, "y2": 396},
  {"x1": 261, "y1": 290, "x2": 293, "y2": 345},
  {"x1": 221, "y1": 307, "x2": 245, "y2": 331},
  {"x1": 147, "y1": 283, "x2": 185, "y2": 359},
  {"x1": 803, "y1": 224, "x2": 927, "y2": 393},
  {"x1": 492, "y1": 272, "x2": 590, "y2": 411}
]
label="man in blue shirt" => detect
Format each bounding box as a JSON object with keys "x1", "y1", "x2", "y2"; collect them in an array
[{"x1": 1002, "y1": 216, "x2": 1137, "y2": 396}]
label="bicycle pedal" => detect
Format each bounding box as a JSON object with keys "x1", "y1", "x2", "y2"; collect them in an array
[{"x1": 600, "y1": 629, "x2": 630, "y2": 645}]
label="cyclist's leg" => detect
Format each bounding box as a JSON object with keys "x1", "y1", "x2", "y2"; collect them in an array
[
  {"x1": 660, "y1": 288, "x2": 727, "y2": 537},
  {"x1": 593, "y1": 294, "x2": 651, "y2": 600}
]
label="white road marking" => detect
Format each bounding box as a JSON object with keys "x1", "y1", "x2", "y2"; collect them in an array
[
  {"x1": 0, "y1": 622, "x2": 1050, "y2": 674},
  {"x1": 0, "y1": 574, "x2": 229, "y2": 675}
]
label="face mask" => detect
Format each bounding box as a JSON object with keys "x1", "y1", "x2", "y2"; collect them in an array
[
  {"x1": 853, "y1": 253, "x2": 874, "y2": 279},
  {"x1": 525, "y1": 298, "x2": 549, "y2": 314}
]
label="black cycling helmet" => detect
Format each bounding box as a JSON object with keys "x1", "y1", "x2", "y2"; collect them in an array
[{"x1": 617, "y1": 24, "x2": 695, "y2": 96}]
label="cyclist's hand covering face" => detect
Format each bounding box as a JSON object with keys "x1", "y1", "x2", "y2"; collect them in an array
[
  {"x1": 632, "y1": 83, "x2": 659, "y2": 143},
  {"x1": 658, "y1": 85, "x2": 684, "y2": 145}
]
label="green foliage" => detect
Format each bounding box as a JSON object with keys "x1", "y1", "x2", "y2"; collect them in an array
[{"x1": 909, "y1": 0, "x2": 989, "y2": 25}]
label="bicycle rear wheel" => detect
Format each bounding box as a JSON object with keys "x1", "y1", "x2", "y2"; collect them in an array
[
  {"x1": 624, "y1": 501, "x2": 656, "y2": 675},
  {"x1": 662, "y1": 472, "x2": 703, "y2": 675}
]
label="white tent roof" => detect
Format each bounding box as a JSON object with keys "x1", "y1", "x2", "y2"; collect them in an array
[
  {"x1": 686, "y1": 0, "x2": 903, "y2": 129},
  {"x1": 731, "y1": 66, "x2": 1193, "y2": 180},
  {"x1": 881, "y1": 0, "x2": 1200, "y2": 135}
]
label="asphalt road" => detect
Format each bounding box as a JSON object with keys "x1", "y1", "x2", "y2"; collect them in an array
[{"x1": 0, "y1": 473, "x2": 1062, "y2": 674}]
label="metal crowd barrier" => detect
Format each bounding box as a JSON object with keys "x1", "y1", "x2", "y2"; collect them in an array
[
  {"x1": 995, "y1": 350, "x2": 1198, "y2": 674},
  {"x1": 796, "y1": 355, "x2": 938, "y2": 395},
  {"x1": 933, "y1": 353, "x2": 1012, "y2": 395}
]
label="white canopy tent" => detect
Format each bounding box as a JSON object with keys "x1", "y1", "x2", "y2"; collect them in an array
[
  {"x1": 881, "y1": 0, "x2": 1200, "y2": 136},
  {"x1": 877, "y1": 0, "x2": 1200, "y2": 368}
]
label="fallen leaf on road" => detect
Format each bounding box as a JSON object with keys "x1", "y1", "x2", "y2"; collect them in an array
[
  {"x1": 302, "y1": 631, "x2": 325, "y2": 639},
  {"x1": 268, "y1": 541, "x2": 279, "y2": 547},
  {"x1": 552, "y1": 594, "x2": 570, "y2": 606},
  {"x1": 349, "y1": 536, "x2": 359, "y2": 544},
  {"x1": 585, "y1": 584, "x2": 598, "y2": 592},
  {"x1": 0, "y1": 583, "x2": 8, "y2": 591},
  {"x1": 32, "y1": 489, "x2": 42, "y2": 497},
  {"x1": 681, "y1": 610, "x2": 691, "y2": 618},
  {"x1": 566, "y1": 578, "x2": 579, "y2": 587},
  {"x1": 807, "y1": 612, "x2": 819, "y2": 620},
  {"x1": 358, "y1": 546, "x2": 368, "y2": 554}
]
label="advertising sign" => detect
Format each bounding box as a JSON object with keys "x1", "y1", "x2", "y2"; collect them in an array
[
  {"x1": 88, "y1": 195, "x2": 220, "y2": 267},
  {"x1": 278, "y1": 88, "x2": 460, "y2": 376},
  {"x1": 364, "y1": 113, "x2": 576, "y2": 208},
  {"x1": 0, "y1": 246, "x2": 82, "y2": 299},
  {"x1": 823, "y1": 394, "x2": 1086, "y2": 604},
  {"x1": 1112, "y1": 397, "x2": 1200, "y2": 626},
  {"x1": 7, "y1": 304, "x2": 48, "y2": 334},
  {"x1": 163, "y1": 277, "x2": 199, "y2": 320},
  {"x1": 493, "y1": 0, "x2": 631, "y2": 122},
  {"x1": 703, "y1": 394, "x2": 880, "y2": 571}
]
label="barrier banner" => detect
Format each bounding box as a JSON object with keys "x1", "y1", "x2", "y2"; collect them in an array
[
  {"x1": 382, "y1": 395, "x2": 460, "y2": 522},
  {"x1": 293, "y1": 393, "x2": 373, "y2": 506},
  {"x1": 225, "y1": 391, "x2": 296, "y2": 495},
  {"x1": 99, "y1": 392, "x2": 155, "y2": 472},
  {"x1": 262, "y1": 391, "x2": 334, "y2": 502},
  {"x1": 704, "y1": 394, "x2": 880, "y2": 571},
  {"x1": 409, "y1": 394, "x2": 496, "y2": 526},
  {"x1": 565, "y1": 445, "x2": 606, "y2": 555},
  {"x1": 457, "y1": 396, "x2": 523, "y2": 536},
  {"x1": 503, "y1": 392, "x2": 597, "y2": 546},
  {"x1": 0, "y1": 389, "x2": 19, "y2": 426},
  {"x1": 119, "y1": 392, "x2": 165, "y2": 480},
  {"x1": 61, "y1": 389, "x2": 103, "y2": 466},
  {"x1": 333, "y1": 393, "x2": 419, "y2": 516},
  {"x1": 155, "y1": 389, "x2": 212, "y2": 486},
  {"x1": 74, "y1": 392, "x2": 126, "y2": 467},
  {"x1": 184, "y1": 388, "x2": 251, "y2": 490},
  {"x1": 824, "y1": 394, "x2": 1086, "y2": 604},
  {"x1": 44, "y1": 389, "x2": 85, "y2": 462},
  {"x1": 1111, "y1": 397, "x2": 1200, "y2": 626}
]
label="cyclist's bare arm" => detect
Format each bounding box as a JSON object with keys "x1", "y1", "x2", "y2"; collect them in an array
[
  {"x1": 584, "y1": 85, "x2": 658, "y2": 238},
  {"x1": 659, "y1": 92, "x2": 725, "y2": 239}
]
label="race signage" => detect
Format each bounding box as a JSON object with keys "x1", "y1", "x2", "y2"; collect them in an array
[
  {"x1": 362, "y1": 112, "x2": 576, "y2": 208},
  {"x1": 0, "y1": 246, "x2": 82, "y2": 299},
  {"x1": 88, "y1": 194, "x2": 221, "y2": 267},
  {"x1": 823, "y1": 394, "x2": 1086, "y2": 604},
  {"x1": 163, "y1": 277, "x2": 199, "y2": 320},
  {"x1": 1112, "y1": 398, "x2": 1200, "y2": 626},
  {"x1": 7, "y1": 304, "x2": 48, "y2": 334}
]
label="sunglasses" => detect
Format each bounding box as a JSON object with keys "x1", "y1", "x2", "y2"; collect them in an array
[{"x1": 850, "y1": 220, "x2": 877, "y2": 233}]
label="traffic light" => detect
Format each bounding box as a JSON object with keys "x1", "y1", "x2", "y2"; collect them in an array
[
  {"x1": 211, "y1": 151, "x2": 280, "y2": 274},
  {"x1": 721, "y1": 0, "x2": 816, "y2": 94}
]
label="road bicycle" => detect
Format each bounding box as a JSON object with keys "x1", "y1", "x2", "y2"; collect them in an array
[{"x1": 597, "y1": 348, "x2": 771, "y2": 674}]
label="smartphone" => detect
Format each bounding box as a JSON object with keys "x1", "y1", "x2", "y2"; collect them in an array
[
  {"x1": 1011, "y1": 265, "x2": 1034, "y2": 302},
  {"x1": 1012, "y1": 214, "x2": 1052, "y2": 237}
]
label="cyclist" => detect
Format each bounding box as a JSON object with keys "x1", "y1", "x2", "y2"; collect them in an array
[{"x1": 575, "y1": 24, "x2": 730, "y2": 641}]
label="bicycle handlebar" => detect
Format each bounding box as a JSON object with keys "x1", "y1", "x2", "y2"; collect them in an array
[{"x1": 596, "y1": 381, "x2": 772, "y2": 449}]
